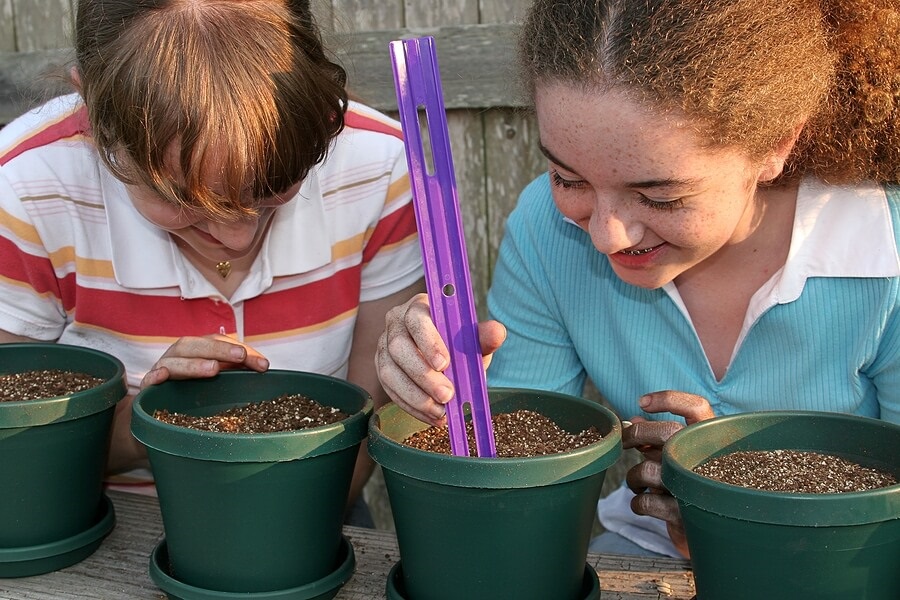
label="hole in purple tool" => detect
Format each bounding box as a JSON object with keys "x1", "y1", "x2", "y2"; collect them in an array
[{"x1": 416, "y1": 105, "x2": 436, "y2": 176}]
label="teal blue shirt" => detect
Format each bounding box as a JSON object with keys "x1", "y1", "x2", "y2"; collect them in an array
[{"x1": 487, "y1": 175, "x2": 900, "y2": 425}]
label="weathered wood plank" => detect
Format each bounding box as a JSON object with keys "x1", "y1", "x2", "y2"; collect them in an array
[
  {"x1": 480, "y1": 0, "x2": 533, "y2": 23},
  {"x1": 399, "y1": 0, "x2": 489, "y2": 319},
  {"x1": 0, "y1": 46, "x2": 73, "y2": 123},
  {"x1": 0, "y1": 0, "x2": 16, "y2": 53},
  {"x1": 339, "y1": 23, "x2": 522, "y2": 111},
  {"x1": 329, "y1": 0, "x2": 404, "y2": 32},
  {"x1": 406, "y1": 0, "x2": 478, "y2": 25},
  {"x1": 477, "y1": 1, "x2": 544, "y2": 311},
  {"x1": 0, "y1": 23, "x2": 522, "y2": 125},
  {"x1": 10, "y1": 0, "x2": 72, "y2": 52}
]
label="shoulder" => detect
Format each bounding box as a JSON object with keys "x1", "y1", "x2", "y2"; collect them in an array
[
  {"x1": 0, "y1": 95, "x2": 101, "y2": 200},
  {"x1": 342, "y1": 101, "x2": 404, "y2": 142},
  {"x1": 1, "y1": 95, "x2": 89, "y2": 165},
  {"x1": 318, "y1": 101, "x2": 407, "y2": 181}
]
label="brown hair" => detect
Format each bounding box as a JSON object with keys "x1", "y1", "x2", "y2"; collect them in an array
[
  {"x1": 74, "y1": 0, "x2": 348, "y2": 220},
  {"x1": 519, "y1": 0, "x2": 899, "y2": 184}
]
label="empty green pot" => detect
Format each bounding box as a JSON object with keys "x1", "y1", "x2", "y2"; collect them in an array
[
  {"x1": 0, "y1": 342, "x2": 125, "y2": 576},
  {"x1": 131, "y1": 370, "x2": 372, "y2": 595},
  {"x1": 661, "y1": 410, "x2": 900, "y2": 600},
  {"x1": 368, "y1": 388, "x2": 622, "y2": 600}
]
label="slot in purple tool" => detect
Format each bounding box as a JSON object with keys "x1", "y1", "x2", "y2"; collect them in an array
[{"x1": 389, "y1": 36, "x2": 496, "y2": 458}]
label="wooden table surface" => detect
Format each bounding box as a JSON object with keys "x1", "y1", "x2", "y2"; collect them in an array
[{"x1": 0, "y1": 489, "x2": 696, "y2": 599}]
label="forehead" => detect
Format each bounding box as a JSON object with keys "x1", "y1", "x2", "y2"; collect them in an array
[{"x1": 532, "y1": 82, "x2": 729, "y2": 176}]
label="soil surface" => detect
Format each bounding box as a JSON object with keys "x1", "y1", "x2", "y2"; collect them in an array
[
  {"x1": 0, "y1": 369, "x2": 105, "y2": 402},
  {"x1": 402, "y1": 409, "x2": 603, "y2": 457},
  {"x1": 694, "y1": 449, "x2": 897, "y2": 493},
  {"x1": 153, "y1": 393, "x2": 348, "y2": 433}
]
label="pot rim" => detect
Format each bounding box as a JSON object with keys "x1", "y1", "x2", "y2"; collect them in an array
[
  {"x1": 0, "y1": 342, "x2": 126, "y2": 427},
  {"x1": 131, "y1": 370, "x2": 374, "y2": 463},
  {"x1": 661, "y1": 410, "x2": 900, "y2": 526},
  {"x1": 368, "y1": 387, "x2": 623, "y2": 488}
]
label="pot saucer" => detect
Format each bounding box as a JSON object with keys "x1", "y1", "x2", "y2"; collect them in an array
[
  {"x1": 149, "y1": 534, "x2": 355, "y2": 600},
  {"x1": 0, "y1": 494, "x2": 116, "y2": 578},
  {"x1": 385, "y1": 560, "x2": 601, "y2": 600}
]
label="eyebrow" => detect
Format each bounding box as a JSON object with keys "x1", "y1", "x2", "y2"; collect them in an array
[{"x1": 537, "y1": 141, "x2": 703, "y2": 190}]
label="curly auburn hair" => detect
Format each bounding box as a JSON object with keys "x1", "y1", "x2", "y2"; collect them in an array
[
  {"x1": 519, "y1": 0, "x2": 899, "y2": 184},
  {"x1": 74, "y1": 0, "x2": 348, "y2": 220}
]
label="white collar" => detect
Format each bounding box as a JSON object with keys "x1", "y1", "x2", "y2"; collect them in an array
[
  {"x1": 658, "y1": 178, "x2": 899, "y2": 367},
  {"x1": 104, "y1": 168, "x2": 331, "y2": 294},
  {"x1": 773, "y1": 177, "x2": 900, "y2": 302}
]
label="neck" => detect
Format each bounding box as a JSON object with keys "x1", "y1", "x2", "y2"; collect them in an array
[{"x1": 173, "y1": 240, "x2": 260, "y2": 299}]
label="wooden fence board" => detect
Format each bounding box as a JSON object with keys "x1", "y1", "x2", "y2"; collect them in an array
[
  {"x1": 0, "y1": 23, "x2": 522, "y2": 125},
  {"x1": 0, "y1": 0, "x2": 16, "y2": 52},
  {"x1": 10, "y1": 0, "x2": 72, "y2": 52}
]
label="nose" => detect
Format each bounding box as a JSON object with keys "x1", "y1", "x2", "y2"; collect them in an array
[
  {"x1": 582, "y1": 194, "x2": 639, "y2": 255},
  {"x1": 205, "y1": 217, "x2": 260, "y2": 251},
  {"x1": 588, "y1": 211, "x2": 632, "y2": 254}
]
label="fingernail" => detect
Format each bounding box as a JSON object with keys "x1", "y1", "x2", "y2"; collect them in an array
[
  {"x1": 436, "y1": 386, "x2": 454, "y2": 403},
  {"x1": 230, "y1": 346, "x2": 246, "y2": 360},
  {"x1": 433, "y1": 354, "x2": 449, "y2": 371},
  {"x1": 621, "y1": 420, "x2": 633, "y2": 428},
  {"x1": 257, "y1": 357, "x2": 269, "y2": 370},
  {"x1": 638, "y1": 395, "x2": 650, "y2": 408}
]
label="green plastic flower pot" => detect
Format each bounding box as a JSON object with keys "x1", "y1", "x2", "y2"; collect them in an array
[
  {"x1": 131, "y1": 370, "x2": 373, "y2": 596},
  {"x1": 0, "y1": 342, "x2": 126, "y2": 577},
  {"x1": 661, "y1": 410, "x2": 900, "y2": 600},
  {"x1": 368, "y1": 388, "x2": 623, "y2": 600}
]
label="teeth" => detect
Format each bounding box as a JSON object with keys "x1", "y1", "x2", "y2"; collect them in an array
[{"x1": 621, "y1": 246, "x2": 655, "y2": 256}]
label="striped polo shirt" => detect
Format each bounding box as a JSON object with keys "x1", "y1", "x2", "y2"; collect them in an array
[{"x1": 0, "y1": 94, "x2": 423, "y2": 394}]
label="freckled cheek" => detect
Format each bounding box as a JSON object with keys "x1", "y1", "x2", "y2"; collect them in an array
[
  {"x1": 551, "y1": 192, "x2": 590, "y2": 225},
  {"x1": 672, "y1": 215, "x2": 731, "y2": 252}
]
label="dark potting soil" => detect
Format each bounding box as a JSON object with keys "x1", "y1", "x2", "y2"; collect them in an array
[
  {"x1": 0, "y1": 369, "x2": 105, "y2": 402},
  {"x1": 694, "y1": 449, "x2": 897, "y2": 493},
  {"x1": 402, "y1": 409, "x2": 603, "y2": 457},
  {"x1": 153, "y1": 393, "x2": 348, "y2": 433}
]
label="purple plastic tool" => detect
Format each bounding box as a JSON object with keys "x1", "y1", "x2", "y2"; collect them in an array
[{"x1": 389, "y1": 36, "x2": 497, "y2": 458}]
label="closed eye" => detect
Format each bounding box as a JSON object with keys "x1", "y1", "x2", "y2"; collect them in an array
[
  {"x1": 550, "y1": 169, "x2": 587, "y2": 190},
  {"x1": 637, "y1": 194, "x2": 684, "y2": 211}
]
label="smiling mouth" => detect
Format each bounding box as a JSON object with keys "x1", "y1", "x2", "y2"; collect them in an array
[{"x1": 619, "y1": 244, "x2": 660, "y2": 256}]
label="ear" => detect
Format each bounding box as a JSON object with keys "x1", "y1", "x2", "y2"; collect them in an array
[
  {"x1": 757, "y1": 122, "x2": 805, "y2": 183},
  {"x1": 69, "y1": 66, "x2": 83, "y2": 94}
]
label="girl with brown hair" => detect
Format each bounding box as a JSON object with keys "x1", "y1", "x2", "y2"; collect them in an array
[{"x1": 0, "y1": 0, "x2": 424, "y2": 524}]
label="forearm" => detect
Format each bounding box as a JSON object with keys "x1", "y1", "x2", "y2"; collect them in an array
[{"x1": 106, "y1": 394, "x2": 150, "y2": 474}]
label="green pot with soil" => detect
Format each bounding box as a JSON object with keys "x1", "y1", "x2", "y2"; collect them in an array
[
  {"x1": 661, "y1": 410, "x2": 900, "y2": 600},
  {"x1": 131, "y1": 369, "x2": 372, "y2": 599},
  {"x1": 368, "y1": 387, "x2": 622, "y2": 600},
  {"x1": 0, "y1": 342, "x2": 126, "y2": 577}
]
